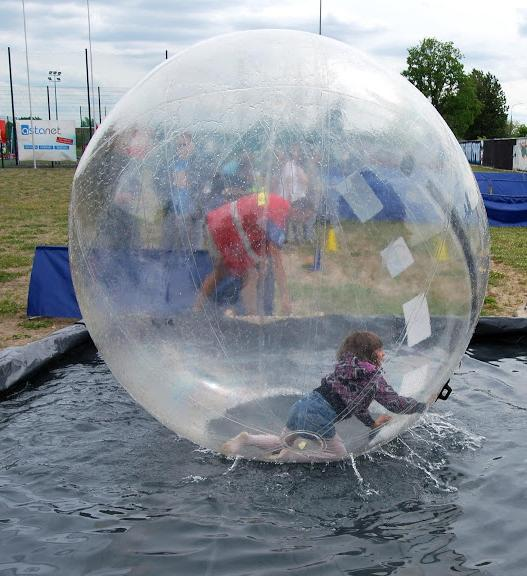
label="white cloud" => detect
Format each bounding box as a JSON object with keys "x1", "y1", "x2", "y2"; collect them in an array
[{"x1": 1, "y1": 0, "x2": 526, "y2": 123}]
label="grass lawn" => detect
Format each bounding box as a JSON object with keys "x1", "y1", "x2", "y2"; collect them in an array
[
  {"x1": 0, "y1": 167, "x2": 75, "y2": 347},
  {"x1": 471, "y1": 165, "x2": 515, "y2": 173},
  {"x1": 0, "y1": 165, "x2": 526, "y2": 348}
]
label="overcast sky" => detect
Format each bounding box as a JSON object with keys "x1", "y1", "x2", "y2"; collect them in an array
[{"x1": 1, "y1": 0, "x2": 526, "y2": 125}]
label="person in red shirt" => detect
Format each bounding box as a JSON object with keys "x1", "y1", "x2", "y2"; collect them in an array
[{"x1": 195, "y1": 191, "x2": 292, "y2": 315}]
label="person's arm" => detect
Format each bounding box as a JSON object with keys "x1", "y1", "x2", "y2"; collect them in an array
[
  {"x1": 353, "y1": 406, "x2": 376, "y2": 428},
  {"x1": 269, "y1": 243, "x2": 291, "y2": 314},
  {"x1": 349, "y1": 403, "x2": 391, "y2": 429},
  {"x1": 374, "y1": 375, "x2": 426, "y2": 414}
]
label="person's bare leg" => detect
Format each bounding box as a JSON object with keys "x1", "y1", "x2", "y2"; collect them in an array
[
  {"x1": 269, "y1": 434, "x2": 347, "y2": 463},
  {"x1": 221, "y1": 431, "x2": 250, "y2": 455},
  {"x1": 222, "y1": 431, "x2": 283, "y2": 455},
  {"x1": 321, "y1": 434, "x2": 348, "y2": 459}
]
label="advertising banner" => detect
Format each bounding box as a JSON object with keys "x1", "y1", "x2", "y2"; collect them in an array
[
  {"x1": 460, "y1": 140, "x2": 483, "y2": 165},
  {"x1": 16, "y1": 120, "x2": 77, "y2": 161},
  {"x1": 0, "y1": 119, "x2": 6, "y2": 144},
  {"x1": 513, "y1": 138, "x2": 527, "y2": 171}
]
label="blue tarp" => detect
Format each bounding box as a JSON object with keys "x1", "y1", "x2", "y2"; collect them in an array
[
  {"x1": 26, "y1": 247, "x2": 247, "y2": 318},
  {"x1": 91, "y1": 248, "x2": 245, "y2": 315},
  {"x1": 475, "y1": 172, "x2": 527, "y2": 226},
  {"x1": 335, "y1": 169, "x2": 407, "y2": 222},
  {"x1": 475, "y1": 172, "x2": 527, "y2": 197},
  {"x1": 480, "y1": 195, "x2": 527, "y2": 226},
  {"x1": 27, "y1": 246, "x2": 81, "y2": 318}
]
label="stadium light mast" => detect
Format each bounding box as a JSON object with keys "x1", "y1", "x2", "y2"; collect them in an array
[
  {"x1": 47, "y1": 70, "x2": 61, "y2": 120},
  {"x1": 21, "y1": 0, "x2": 36, "y2": 168},
  {"x1": 87, "y1": 0, "x2": 96, "y2": 129}
]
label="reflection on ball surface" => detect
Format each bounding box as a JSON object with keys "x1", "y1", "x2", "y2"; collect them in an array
[{"x1": 70, "y1": 30, "x2": 489, "y2": 461}]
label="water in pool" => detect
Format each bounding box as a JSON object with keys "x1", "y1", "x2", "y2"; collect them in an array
[{"x1": 0, "y1": 340, "x2": 525, "y2": 575}]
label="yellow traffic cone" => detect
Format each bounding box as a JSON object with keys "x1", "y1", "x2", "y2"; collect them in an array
[
  {"x1": 435, "y1": 237, "x2": 449, "y2": 262},
  {"x1": 326, "y1": 226, "x2": 338, "y2": 252}
]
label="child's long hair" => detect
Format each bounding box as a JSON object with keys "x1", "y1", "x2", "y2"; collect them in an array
[{"x1": 337, "y1": 331, "x2": 383, "y2": 366}]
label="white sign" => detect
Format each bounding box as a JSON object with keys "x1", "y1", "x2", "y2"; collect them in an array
[
  {"x1": 335, "y1": 171, "x2": 383, "y2": 223},
  {"x1": 17, "y1": 120, "x2": 77, "y2": 162},
  {"x1": 403, "y1": 293, "x2": 432, "y2": 348},
  {"x1": 381, "y1": 236, "x2": 414, "y2": 278}
]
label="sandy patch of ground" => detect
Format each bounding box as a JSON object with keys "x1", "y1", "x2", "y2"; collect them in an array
[
  {"x1": 0, "y1": 317, "x2": 75, "y2": 350},
  {"x1": 487, "y1": 259, "x2": 527, "y2": 317},
  {"x1": 0, "y1": 269, "x2": 76, "y2": 349}
]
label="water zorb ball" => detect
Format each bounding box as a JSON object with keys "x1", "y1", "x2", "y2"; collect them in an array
[{"x1": 70, "y1": 30, "x2": 489, "y2": 462}]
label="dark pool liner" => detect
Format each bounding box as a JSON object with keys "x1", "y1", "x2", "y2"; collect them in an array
[
  {"x1": 0, "y1": 316, "x2": 525, "y2": 393},
  {"x1": 472, "y1": 316, "x2": 527, "y2": 340},
  {"x1": 0, "y1": 322, "x2": 91, "y2": 393}
]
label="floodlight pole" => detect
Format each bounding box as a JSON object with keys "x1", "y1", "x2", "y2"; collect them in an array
[
  {"x1": 98, "y1": 86, "x2": 102, "y2": 124},
  {"x1": 46, "y1": 85, "x2": 54, "y2": 167},
  {"x1": 86, "y1": 0, "x2": 96, "y2": 129},
  {"x1": 7, "y1": 47, "x2": 18, "y2": 165},
  {"x1": 85, "y1": 48, "x2": 93, "y2": 138},
  {"x1": 21, "y1": 0, "x2": 37, "y2": 169},
  {"x1": 54, "y1": 81, "x2": 58, "y2": 119},
  {"x1": 47, "y1": 71, "x2": 61, "y2": 120},
  {"x1": 319, "y1": 0, "x2": 322, "y2": 35}
]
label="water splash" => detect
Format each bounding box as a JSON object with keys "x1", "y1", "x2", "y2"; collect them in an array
[
  {"x1": 358, "y1": 411, "x2": 485, "y2": 494},
  {"x1": 347, "y1": 452, "x2": 380, "y2": 497}
]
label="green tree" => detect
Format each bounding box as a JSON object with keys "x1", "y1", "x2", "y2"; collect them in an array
[
  {"x1": 402, "y1": 37, "x2": 465, "y2": 114},
  {"x1": 465, "y1": 69, "x2": 508, "y2": 139},
  {"x1": 442, "y1": 75, "x2": 481, "y2": 139},
  {"x1": 511, "y1": 123, "x2": 527, "y2": 137},
  {"x1": 81, "y1": 116, "x2": 94, "y2": 127}
]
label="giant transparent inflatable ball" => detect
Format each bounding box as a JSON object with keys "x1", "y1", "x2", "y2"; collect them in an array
[{"x1": 70, "y1": 30, "x2": 489, "y2": 462}]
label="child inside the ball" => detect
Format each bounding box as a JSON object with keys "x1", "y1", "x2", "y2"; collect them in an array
[{"x1": 222, "y1": 330, "x2": 431, "y2": 462}]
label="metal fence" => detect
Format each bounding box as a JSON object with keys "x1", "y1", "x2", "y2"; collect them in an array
[
  {"x1": 460, "y1": 138, "x2": 525, "y2": 171},
  {"x1": 1, "y1": 44, "x2": 170, "y2": 167}
]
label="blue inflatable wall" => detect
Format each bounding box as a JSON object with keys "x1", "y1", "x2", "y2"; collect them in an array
[{"x1": 475, "y1": 172, "x2": 527, "y2": 227}]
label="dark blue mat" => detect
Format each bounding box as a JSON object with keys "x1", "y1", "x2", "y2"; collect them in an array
[
  {"x1": 26, "y1": 247, "x2": 246, "y2": 318},
  {"x1": 27, "y1": 246, "x2": 81, "y2": 318},
  {"x1": 475, "y1": 172, "x2": 527, "y2": 226}
]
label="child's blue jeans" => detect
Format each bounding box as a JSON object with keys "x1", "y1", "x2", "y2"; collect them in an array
[{"x1": 286, "y1": 391, "x2": 337, "y2": 439}]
